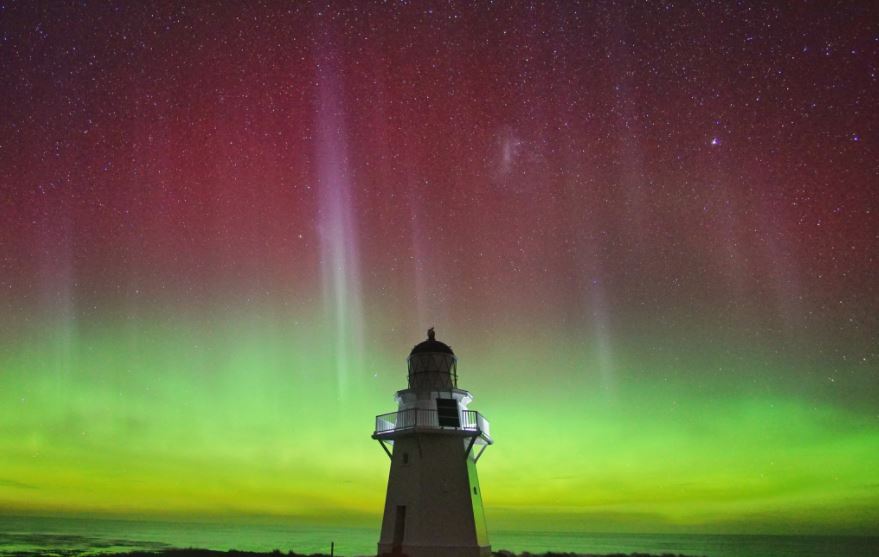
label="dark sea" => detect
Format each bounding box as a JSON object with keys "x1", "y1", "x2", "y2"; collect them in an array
[{"x1": 0, "y1": 516, "x2": 876, "y2": 557}]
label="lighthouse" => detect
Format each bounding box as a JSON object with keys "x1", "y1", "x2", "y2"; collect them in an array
[{"x1": 372, "y1": 328, "x2": 493, "y2": 557}]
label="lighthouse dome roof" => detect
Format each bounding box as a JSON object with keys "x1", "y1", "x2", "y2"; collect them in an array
[{"x1": 410, "y1": 327, "x2": 454, "y2": 355}]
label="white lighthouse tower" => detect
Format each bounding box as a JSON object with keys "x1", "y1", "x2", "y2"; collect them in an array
[{"x1": 372, "y1": 328, "x2": 493, "y2": 557}]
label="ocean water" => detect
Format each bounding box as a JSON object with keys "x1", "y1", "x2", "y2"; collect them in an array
[{"x1": 0, "y1": 516, "x2": 876, "y2": 557}]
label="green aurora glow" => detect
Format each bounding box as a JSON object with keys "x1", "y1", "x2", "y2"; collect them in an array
[{"x1": 2, "y1": 306, "x2": 876, "y2": 534}]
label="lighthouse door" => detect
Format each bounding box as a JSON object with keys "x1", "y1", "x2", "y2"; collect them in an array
[
  {"x1": 392, "y1": 505, "x2": 406, "y2": 552},
  {"x1": 436, "y1": 398, "x2": 460, "y2": 427}
]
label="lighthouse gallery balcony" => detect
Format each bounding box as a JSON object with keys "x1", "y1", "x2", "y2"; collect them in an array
[{"x1": 373, "y1": 408, "x2": 492, "y2": 444}]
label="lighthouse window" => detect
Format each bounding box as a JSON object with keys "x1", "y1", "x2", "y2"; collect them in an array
[
  {"x1": 474, "y1": 486, "x2": 478, "y2": 495},
  {"x1": 402, "y1": 452, "x2": 409, "y2": 464},
  {"x1": 436, "y1": 398, "x2": 460, "y2": 427}
]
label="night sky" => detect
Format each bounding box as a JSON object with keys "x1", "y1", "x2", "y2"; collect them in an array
[{"x1": 1, "y1": 1, "x2": 877, "y2": 536}]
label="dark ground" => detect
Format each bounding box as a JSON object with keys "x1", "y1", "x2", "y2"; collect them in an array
[{"x1": 47, "y1": 549, "x2": 703, "y2": 557}]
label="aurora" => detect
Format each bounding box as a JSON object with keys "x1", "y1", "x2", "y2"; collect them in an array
[{"x1": 1, "y1": 0, "x2": 877, "y2": 542}]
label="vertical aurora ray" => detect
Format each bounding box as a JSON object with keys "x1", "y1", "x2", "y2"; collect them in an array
[
  {"x1": 313, "y1": 36, "x2": 365, "y2": 400},
  {"x1": 408, "y1": 192, "x2": 447, "y2": 329}
]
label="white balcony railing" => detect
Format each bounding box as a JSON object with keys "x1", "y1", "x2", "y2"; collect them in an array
[{"x1": 374, "y1": 408, "x2": 491, "y2": 443}]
